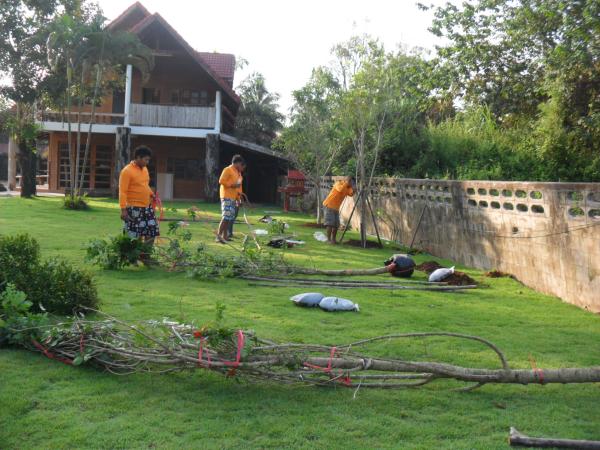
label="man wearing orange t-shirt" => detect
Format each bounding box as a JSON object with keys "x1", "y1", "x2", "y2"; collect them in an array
[
  {"x1": 216, "y1": 154, "x2": 245, "y2": 243},
  {"x1": 322, "y1": 176, "x2": 354, "y2": 244},
  {"x1": 118, "y1": 146, "x2": 158, "y2": 260}
]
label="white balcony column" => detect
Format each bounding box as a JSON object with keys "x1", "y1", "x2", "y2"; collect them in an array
[
  {"x1": 123, "y1": 64, "x2": 133, "y2": 127},
  {"x1": 7, "y1": 135, "x2": 17, "y2": 190},
  {"x1": 214, "y1": 90, "x2": 222, "y2": 133}
]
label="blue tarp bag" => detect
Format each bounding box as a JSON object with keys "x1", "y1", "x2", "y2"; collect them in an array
[
  {"x1": 290, "y1": 292, "x2": 325, "y2": 307},
  {"x1": 318, "y1": 296, "x2": 360, "y2": 312}
]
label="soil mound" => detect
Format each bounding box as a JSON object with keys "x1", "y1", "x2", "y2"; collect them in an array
[
  {"x1": 415, "y1": 261, "x2": 443, "y2": 273},
  {"x1": 343, "y1": 239, "x2": 383, "y2": 249}
]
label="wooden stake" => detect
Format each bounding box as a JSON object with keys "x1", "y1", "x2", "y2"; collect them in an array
[{"x1": 509, "y1": 427, "x2": 600, "y2": 449}]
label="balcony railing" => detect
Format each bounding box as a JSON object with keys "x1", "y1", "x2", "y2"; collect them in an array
[
  {"x1": 37, "y1": 110, "x2": 125, "y2": 125},
  {"x1": 129, "y1": 103, "x2": 216, "y2": 129}
]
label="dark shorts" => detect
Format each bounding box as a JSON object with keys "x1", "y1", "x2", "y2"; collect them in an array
[
  {"x1": 323, "y1": 207, "x2": 340, "y2": 228},
  {"x1": 124, "y1": 206, "x2": 160, "y2": 238}
]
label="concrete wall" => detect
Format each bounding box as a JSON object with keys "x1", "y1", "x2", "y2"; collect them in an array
[{"x1": 312, "y1": 177, "x2": 600, "y2": 313}]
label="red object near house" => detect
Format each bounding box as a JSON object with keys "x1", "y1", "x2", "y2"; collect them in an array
[{"x1": 278, "y1": 170, "x2": 308, "y2": 212}]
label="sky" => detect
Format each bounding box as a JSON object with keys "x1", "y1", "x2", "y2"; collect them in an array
[{"x1": 100, "y1": 0, "x2": 451, "y2": 114}]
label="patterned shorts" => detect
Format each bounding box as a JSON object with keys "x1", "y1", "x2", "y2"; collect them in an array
[
  {"x1": 221, "y1": 198, "x2": 237, "y2": 221},
  {"x1": 124, "y1": 206, "x2": 160, "y2": 238},
  {"x1": 323, "y1": 207, "x2": 340, "y2": 228}
]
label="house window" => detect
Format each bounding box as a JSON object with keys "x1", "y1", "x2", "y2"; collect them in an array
[
  {"x1": 200, "y1": 90, "x2": 208, "y2": 106},
  {"x1": 167, "y1": 158, "x2": 203, "y2": 180},
  {"x1": 58, "y1": 143, "x2": 90, "y2": 189},
  {"x1": 142, "y1": 88, "x2": 161, "y2": 104},
  {"x1": 190, "y1": 91, "x2": 200, "y2": 105},
  {"x1": 170, "y1": 89, "x2": 180, "y2": 105},
  {"x1": 94, "y1": 145, "x2": 112, "y2": 189},
  {"x1": 181, "y1": 90, "x2": 191, "y2": 105}
]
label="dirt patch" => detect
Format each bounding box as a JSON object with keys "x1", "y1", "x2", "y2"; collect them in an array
[
  {"x1": 485, "y1": 270, "x2": 512, "y2": 278},
  {"x1": 416, "y1": 261, "x2": 477, "y2": 285},
  {"x1": 415, "y1": 261, "x2": 443, "y2": 273},
  {"x1": 343, "y1": 239, "x2": 383, "y2": 249},
  {"x1": 444, "y1": 271, "x2": 477, "y2": 286},
  {"x1": 302, "y1": 222, "x2": 326, "y2": 229}
]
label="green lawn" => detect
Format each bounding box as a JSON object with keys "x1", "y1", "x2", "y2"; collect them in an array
[{"x1": 1, "y1": 197, "x2": 599, "y2": 449}]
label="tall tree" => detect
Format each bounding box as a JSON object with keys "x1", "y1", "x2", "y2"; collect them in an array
[
  {"x1": 331, "y1": 35, "x2": 393, "y2": 247},
  {"x1": 234, "y1": 72, "x2": 284, "y2": 147},
  {"x1": 45, "y1": 9, "x2": 153, "y2": 204},
  {"x1": 276, "y1": 67, "x2": 341, "y2": 223},
  {"x1": 0, "y1": 0, "x2": 64, "y2": 197}
]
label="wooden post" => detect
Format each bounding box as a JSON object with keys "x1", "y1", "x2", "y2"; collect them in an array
[
  {"x1": 7, "y1": 135, "x2": 17, "y2": 190},
  {"x1": 113, "y1": 126, "x2": 130, "y2": 198},
  {"x1": 205, "y1": 133, "x2": 220, "y2": 201},
  {"x1": 123, "y1": 64, "x2": 132, "y2": 127}
]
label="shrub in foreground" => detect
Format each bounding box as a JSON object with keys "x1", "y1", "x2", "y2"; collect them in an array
[{"x1": 0, "y1": 234, "x2": 98, "y2": 315}]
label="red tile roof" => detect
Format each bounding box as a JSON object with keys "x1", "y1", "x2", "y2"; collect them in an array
[{"x1": 196, "y1": 52, "x2": 235, "y2": 87}]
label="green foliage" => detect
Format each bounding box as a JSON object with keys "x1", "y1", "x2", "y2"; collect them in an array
[
  {"x1": 234, "y1": 72, "x2": 284, "y2": 147},
  {"x1": 85, "y1": 234, "x2": 153, "y2": 270},
  {"x1": 28, "y1": 258, "x2": 98, "y2": 315},
  {"x1": 0, "y1": 233, "x2": 40, "y2": 290},
  {"x1": 0, "y1": 283, "x2": 47, "y2": 347},
  {"x1": 63, "y1": 194, "x2": 89, "y2": 210}
]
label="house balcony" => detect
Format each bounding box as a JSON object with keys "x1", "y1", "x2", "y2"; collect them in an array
[{"x1": 129, "y1": 103, "x2": 216, "y2": 129}]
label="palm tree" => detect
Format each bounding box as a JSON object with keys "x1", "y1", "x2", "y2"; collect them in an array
[
  {"x1": 46, "y1": 9, "x2": 153, "y2": 205},
  {"x1": 234, "y1": 72, "x2": 284, "y2": 147}
]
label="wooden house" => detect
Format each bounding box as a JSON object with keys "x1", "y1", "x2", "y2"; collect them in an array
[{"x1": 24, "y1": 2, "x2": 285, "y2": 202}]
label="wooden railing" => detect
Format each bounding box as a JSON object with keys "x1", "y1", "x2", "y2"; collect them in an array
[
  {"x1": 129, "y1": 103, "x2": 216, "y2": 129},
  {"x1": 37, "y1": 110, "x2": 125, "y2": 125}
]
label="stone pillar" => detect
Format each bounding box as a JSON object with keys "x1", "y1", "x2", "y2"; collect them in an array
[
  {"x1": 205, "y1": 133, "x2": 220, "y2": 201},
  {"x1": 113, "y1": 126, "x2": 131, "y2": 198},
  {"x1": 7, "y1": 135, "x2": 17, "y2": 190}
]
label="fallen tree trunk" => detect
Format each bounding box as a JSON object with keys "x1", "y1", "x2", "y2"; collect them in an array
[
  {"x1": 288, "y1": 266, "x2": 392, "y2": 276},
  {"x1": 247, "y1": 280, "x2": 476, "y2": 292},
  {"x1": 242, "y1": 275, "x2": 447, "y2": 286},
  {"x1": 509, "y1": 427, "x2": 600, "y2": 449},
  {"x1": 9, "y1": 312, "x2": 600, "y2": 390}
]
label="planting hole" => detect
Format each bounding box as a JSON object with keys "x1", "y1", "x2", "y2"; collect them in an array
[
  {"x1": 491, "y1": 201, "x2": 501, "y2": 209},
  {"x1": 467, "y1": 188, "x2": 475, "y2": 195},
  {"x1": 490, "y1": 189, "x2": 499, "y2": 196},
  {"x1": 588, "y1": 209, "x2": 600, "y2": 219},
  {"x1": 531, "y1": 205, "x2": 544, "y2": 214},
  {"x1": 568, "y1": 191, "x2": 583, "y2": 201},
  {"x1": 468, "y1": 199, "x2": 477, "y2": 207},
  {"x1": 516, "y1": 204, "x2": 528, "y2": 212},
  {"x1": 503, "y1": 203, "x2": 514, "y2": 210},
  {"x1": 530, "y1": 191, "x2": 543, "y2": 199},
  {"x1": 479, "y1": 200, "x2": 488, "y2": 208},
  {"x1": 478, "y1": 188, "x2": 487, "y2": 195},
  {"x1": 568, "y1": 207, "x2": 584, "y2": 217},
  {"x1": 502, "y1": 189, "x2": 513, "y2": 197},
  {"x1": 516, "y1": 190, "x2": 527, "y2": 198}
]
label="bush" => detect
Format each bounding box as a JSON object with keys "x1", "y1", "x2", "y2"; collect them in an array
[
  {"x1": 28, "y1": 258, "x2": 98, "y2": 315},
  {"x1": 0, "y1": 234, "x2": 39, "y2": 289},
  {"x1": 63, "y1": 194, "x2": 89, "y2": 210},
  {"x1": 86, "y1": 234, "x2": 152, "y2": 269},
  {"x1": 0, "y1": 234, "x2": 98, "y2": 315}
]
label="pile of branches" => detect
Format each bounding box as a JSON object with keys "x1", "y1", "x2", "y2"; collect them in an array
[{"x1": 8, "y1": 309, "x2": 600, "y2": 390}]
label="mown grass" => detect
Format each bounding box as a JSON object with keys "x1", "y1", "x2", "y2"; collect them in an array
[{"x1": 1, "y1": 196, "x2": 599, "y2": 449}]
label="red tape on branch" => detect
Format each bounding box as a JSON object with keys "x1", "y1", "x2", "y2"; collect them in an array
[
  {"x1": 197, "y1": 336, "x2": 211, "y2": 368},
  {"x1": 224, "y1": 330, "x2": 245, "y2": 377},
  {"x1": 31, "y1": 339, "x2": 73, "y2": 365},
  {"x1": 529, "y1": 354, "x2": 545, "y2": 385},
  {"x1": 304, "y1": 347, "x2": 352, "y2": 386}
]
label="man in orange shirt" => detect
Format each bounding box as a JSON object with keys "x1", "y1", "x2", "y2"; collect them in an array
[
  {"x1": 216, "y1": 154, "x2": 245, "y2": 243},
  {"x1": 227, "y1": 161, "x2": 247, "y2": 240},
  {"x1": 119, "y1": 146, "x2": 159, "y2": 252},
  {"x1": 322, "y1": 176, "x2": 354, "y2": 244}
]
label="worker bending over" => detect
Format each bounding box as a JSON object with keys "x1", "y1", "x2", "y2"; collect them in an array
[{"x1": 322, "y1": 176, "x2": 354, "y2": 244}]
